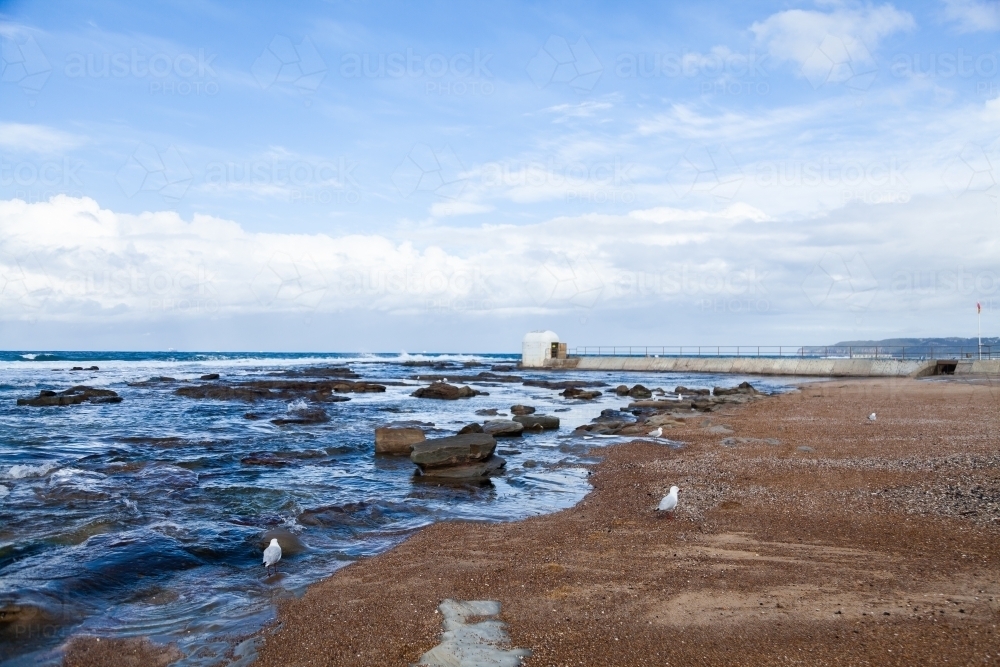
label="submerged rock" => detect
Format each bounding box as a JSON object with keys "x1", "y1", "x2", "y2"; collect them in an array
[
  {"x1": 411, "y1": 382, "x2": 483, "y2": 400},
  {"x1": 174, "y1": 377, "x2": 382, "y2": 403},
  {"x1": 271, "y1": 407, "x2": 330, "y2": 425},
  {"x1": 200, "y1": 373, "x2": 220, "y2": 380},
  {"x1": 17, "y1": 386, "x2": 122, "y2": 407}
]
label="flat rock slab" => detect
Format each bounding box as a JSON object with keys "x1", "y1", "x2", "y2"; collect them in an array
[
  {"x1": 415, "y1": 599, "x2": 531, "y2": 667},
  {"x1": 375, "y1": 425, "x2": 426, "y2": 455},
  {"x1": 512, "y1": 415, "x2": 559, "y2": 431},
  {"x1": 411, "y1": 383, "x2": 483, "y2": 400},
  {"x1": 414, "y1": 455, "x2": 506, "y2": 480},
  {"x1": 411, "y1": 433, "x2": 497, "y2": 468},
  {"x1": 483, "y1": 420, "x2": 524, "y2": 437}
]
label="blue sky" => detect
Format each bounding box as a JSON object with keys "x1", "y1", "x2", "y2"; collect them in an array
[{"x1": 1, "y1": 0, "x2": 999, "y2": 351}]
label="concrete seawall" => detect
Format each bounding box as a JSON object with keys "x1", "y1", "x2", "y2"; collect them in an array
[{"x1": 542, "y1": 356, "x2": 1000, "y2": 377}]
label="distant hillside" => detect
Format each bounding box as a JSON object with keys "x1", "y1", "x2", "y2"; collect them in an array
[
  {"x1": 831, "y1": 338, "x2": 999, "y2": 347},
  {"x1": 801, "y1": 337, "x2": 996, "y2": 356}
]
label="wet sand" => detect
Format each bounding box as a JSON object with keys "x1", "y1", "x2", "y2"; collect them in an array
[{"x1": 73, "y1": 377, "x2": 1000, "y2": 665}]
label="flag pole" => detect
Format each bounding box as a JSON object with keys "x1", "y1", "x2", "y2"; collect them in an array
[{"x1": 978, "y1": 302, "x2": 982, "y2": 360}]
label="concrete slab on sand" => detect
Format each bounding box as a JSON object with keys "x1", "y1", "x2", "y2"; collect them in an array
[{"x1": 415, "y1": 599, "x2": 530, "y2": 667}]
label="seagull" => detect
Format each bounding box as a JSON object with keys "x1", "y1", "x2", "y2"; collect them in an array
[
  {"x1": 648, "y1": 426, "x2": 663, "y2": 438},
  {"x1": 868, "y1": 412, "x2": 877, "y2": 423},
  {"x1": 657, "y1": 485, "x2": 679, "y2": 519},
  {"x1": 263, "y1": 538, "x2": 282, "y2": 576}
]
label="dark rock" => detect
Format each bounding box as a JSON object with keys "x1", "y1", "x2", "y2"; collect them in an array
[
  {"x1": 713, "y1": 381, "x2": 760, "y2": 396},
  {"x1": 297, "y1": 501, "x2": 371, "y2": 526},
  {"x1": 675, "y1": 385, "x2": 710, "y2": 396},
  {"x1": 402, "y1": 360, "x2": 458, "y2": 368},
  {"x1": 257, "y1": 528, "x2": 307, "y2": 555},
  {"x1": 615, "y1": 385, "x2": 630, "y2": 395},
  {"x1": 510, "y1": 404, "x2": 535, "y2": 415},
  {"x1": 475, "y1": 408, "x2": 499, "y2": 416},
  {"x1": 175, "y1": 377, "x2": 375, "y2": 402},
  {"x1": 410, "y1": 433, "x2": 497, "y2": 469},
  {"x1": 241, "y1": 452, "x2": 291, "y2": 466},
  {"x1": 524, "y1": 379, "x2": 606, "y2": 390},
  {"x1": 562, "y1": 387, "x2": 602, "y2": 400},
  {"x1": 243, "y1": 413, "x2": 261, "y2": 420},
  {"x1": 200, "y1": 373, "x2": 220, "y2": 381},
  {"x1": 523, "y1": 459, "x2": 538, "y2": 468},
  {"x1": 628, "y1": 384, "x2": 653, "y2": 399},
  {"x1": 414, "y1": 455, "x2": 506, "y2": 480},
  {"x1": 375, "y1": 423, "x2": 426, "y2": 455},
  {"x1": 513, "y1": 414, "x2": 559, "y2": 430},
  {"x1": 490, "y1": 364, "x2": 517, "y2": 372},
  {"x1": 483, "y1": 420, "x2": 524, "y2": 437},
  {"x1": 17, "y1": 385, "x2": 122, "y2": 407},
  {"x1": 70, "y1": 366, "x2": 83, "y2": 371},
  {"x1": 457, "y1": 423, "x2": 484, "y2": 435},
  {"x1": 411, "y1": 382, "x2": 483, "y2": 400},
  {"x1": 271, "y1": 407, "x2": 330, "y2": 425}
]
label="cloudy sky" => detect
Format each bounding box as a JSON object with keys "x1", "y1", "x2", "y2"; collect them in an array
[{"x1": 1, "y1": 0, "x2": 998, "y2": 351}]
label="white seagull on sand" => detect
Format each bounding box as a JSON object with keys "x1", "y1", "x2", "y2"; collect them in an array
[
  {"x1": 263, "y1": 538, "x2": 282, "y2": 576},
  {"x1": 648, "y1": 426, "x2": 663, "y2": 438},
  {"x1": 868, "y1": 412, "x2": 877, "y2": 423},
  {"x1": 657, "y1": 486, "x2": 679, "y2": 518}
]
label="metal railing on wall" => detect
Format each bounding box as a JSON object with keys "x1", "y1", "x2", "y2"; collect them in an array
[{"x1": 566, "y1": 345, "x2": 996, "y2": 360}]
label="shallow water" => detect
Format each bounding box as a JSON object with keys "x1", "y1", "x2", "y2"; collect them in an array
[{"x1": 0, "y1": 351, "x2": 799, "y2": 665}]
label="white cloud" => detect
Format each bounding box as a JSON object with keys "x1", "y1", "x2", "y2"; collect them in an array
[
  {"x1": 0, "y1": 123, "x2": 86, "y2": 154},
  {"x1": 751, "y1": 4, "x2": 915, "y2": 87},
  {"x1": 1, "y1": 192, "x2": 996, "y2": 333},
  {"x1": 941, "y1": 0, "x2": 1000, "y2": 32}
]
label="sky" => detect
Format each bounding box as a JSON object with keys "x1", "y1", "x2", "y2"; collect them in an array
[{"x1": 0, "y1": 0, "x2": 998, "y2": 352}]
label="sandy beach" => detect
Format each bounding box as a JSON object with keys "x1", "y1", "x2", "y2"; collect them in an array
[{"x1": 68, "y1": 376, "x2": 1000, "y2": 666}]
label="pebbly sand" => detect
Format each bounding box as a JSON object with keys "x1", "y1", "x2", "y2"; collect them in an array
[{"x1": 65, "y1": 377, "x2": 1000, "y2": 665}]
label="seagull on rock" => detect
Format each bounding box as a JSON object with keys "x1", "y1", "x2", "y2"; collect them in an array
[
  {"x1": 263, "y1": 538, "x2": 282, "y2": 576},
  {"x1": 657, "y1": 485, "x2": 679, "y2": 519},
  {"x1": 868, "y1": 412, "x2": 877, "y2": 423},
  {"x1": 648, "y1": 426, "x2": 663, "y2": 438}
]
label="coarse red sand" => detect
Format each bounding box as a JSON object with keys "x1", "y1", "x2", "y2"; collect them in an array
[{"x1": 67, "y1": 377, "x2": 1000, "y2": 666}]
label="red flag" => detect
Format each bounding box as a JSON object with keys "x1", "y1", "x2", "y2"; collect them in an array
[{"x1": 978, "y1": 302, "x2": 982, "y2": 314}]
